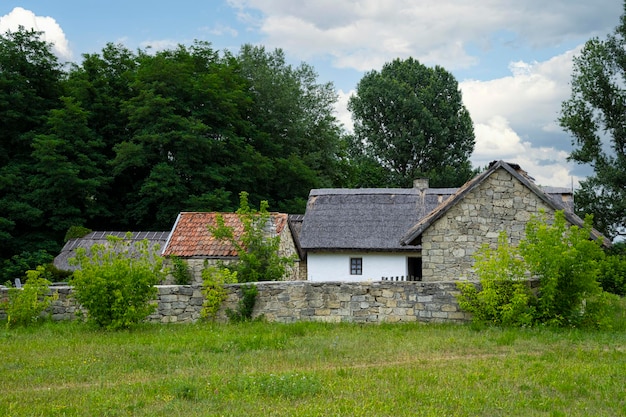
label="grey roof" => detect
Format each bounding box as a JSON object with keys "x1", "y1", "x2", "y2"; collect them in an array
[
  {"x1": 300, "y1": 161, "x2": 609, "y2": 252},
  {"x1": 53, "y1": 231, "x2": 170, "y2": 271},
  {"x1": 299, "y1": 188, "x2": 455, "y2": 251}
]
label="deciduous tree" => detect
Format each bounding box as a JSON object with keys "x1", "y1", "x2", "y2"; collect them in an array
[
  {"x1": 348, "y1": 58, "x2": 475, "y2": 187},
  {"x1": 0, "y1": 27, "x2": 63, "y2": 271},
  {"x1": 560, "y1": 3, "x2": 626, "y2": 239}
]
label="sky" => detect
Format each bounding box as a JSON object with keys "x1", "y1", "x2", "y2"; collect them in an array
[{"x1": 1, "y1": 1, "x2": 623, "y2": 188}]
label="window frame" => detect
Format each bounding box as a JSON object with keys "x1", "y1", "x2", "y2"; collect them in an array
[{"x1": 350, "y1": 257, "x2": 363, "y2": 275}]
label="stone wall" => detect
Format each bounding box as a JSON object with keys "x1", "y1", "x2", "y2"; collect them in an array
[
  {"x1": 421, "y1": 168, "x2": 554, "y2": 281},
  {"x1": 0, "y1": 281, "x2": 472, "y2": 324}
]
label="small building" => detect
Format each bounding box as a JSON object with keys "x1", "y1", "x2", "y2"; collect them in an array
[
  {"x1": 299, "y1": 160, "x2": 609, "y2": 282},
  {"x1": 161, "y1": 212, "x2": 304, "y2": 283},
  {"x1": 53, "y1": 231, "x2": 170, "y2": 272}
]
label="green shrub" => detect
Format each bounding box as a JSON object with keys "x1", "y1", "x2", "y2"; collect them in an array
[
  {"x1": 457, "y1": 232, "x2": 535, "y2": 327},
  {"x1": 201, "y1": 266, "x2": 238, "y2": 320},
  {"x1": 597, "y1": 254, "x2": 626, "y2": 296},
  {"x1": 170, "y1": 256, "x2": 193, "y2": 285},
  {"x1": 64, "y1": 225, "x2": 92, "y2": 242},
  {"x1": 69, "y1": 234, "x2": 165, "y2": 330},
  {"x1": 208, "y1": 191, "x2": 295, "y2": 283},
  {"x1": 0, "y1": 250, "x2": 53, "y2": 284},
  {"x1": 226, "y1": 284, "x2": 258, "y2": 322},
  {"x1": 40, "y1": 262, "x2": 73, "y2": 283},
  {"x1": 2, "y1": 266, "x2": 58, "y2": 329},
  {"x1": 458, "y1": 210, "x2": 615, "y2": 329},
  {"x1": 520, "y1": 211, "x2": 606, "y2": 327}
]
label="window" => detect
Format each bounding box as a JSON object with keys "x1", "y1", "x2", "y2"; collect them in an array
[{"x1": 350, "y1": 257, "x2": 362, "y2": 275}]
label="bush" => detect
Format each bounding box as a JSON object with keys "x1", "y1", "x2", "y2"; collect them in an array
[
  {"x1": 458, "y1": 211, "x2": 616, "y2": 329},
  {"x1": 0, "y1": 250, "x2": 53, "y2": 285},
  {"x1": 520, "y1": 211, "x2": 606, "y2": 327},
  {"x1": 64, "y1": 225, "x2": 92, "y2": 242},
  {"x1": 226, "y1": 284, "x2": 258, "y2": 322},
  {"x1": 201, "y1": 266, "x2": 238, "y2": 320},
  {"x1": 40, "y1": 262, "x2": 73, "y2": 283},
  {"x1": 69, "y1": 234, "x2": 165, "y2": 330},
  {"x1": 170, "y1": 256, "x2": 193, "y2": 285},
  {"x1": 208, "y1": 191, "x2": 295, "y2": 283},
  {"x1": 457, "y1": 232, "x2": 535, "y2": 327},
  {"x1": 597, "y1": 254, "x2": 626, "y2": 296},
  {"x1": 2, "y1": 266, "x2": 58, "y2": 329}
]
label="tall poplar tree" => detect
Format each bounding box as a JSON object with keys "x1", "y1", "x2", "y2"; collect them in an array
[{"x1": 559, "y1": 3, "x2": 626, "y2": 240}]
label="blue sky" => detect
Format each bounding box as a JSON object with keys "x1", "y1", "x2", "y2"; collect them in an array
[{"x1": 1, "y1": 1, "x2": 623, "y2": 187}]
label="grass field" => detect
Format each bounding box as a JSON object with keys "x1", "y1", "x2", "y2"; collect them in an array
[{"x1": 1, "y1": 320, "x2": 625, "y2": 416}]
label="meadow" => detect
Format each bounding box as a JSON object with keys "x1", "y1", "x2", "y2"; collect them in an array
[{"x1": 1, "y1": 321, "x2": 625, "y2": 416}]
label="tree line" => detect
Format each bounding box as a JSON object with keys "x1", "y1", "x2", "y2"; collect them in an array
[
  {"x1": 3, "y1": 4, "x2": 626, "y2": 282},
  {"x1": 0, "y1": 27, "x2": 477, "y2": 279}
]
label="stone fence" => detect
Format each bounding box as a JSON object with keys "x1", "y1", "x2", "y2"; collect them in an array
[{"x1": 0, "y1": 280, "x2": 473, "y2": 324}]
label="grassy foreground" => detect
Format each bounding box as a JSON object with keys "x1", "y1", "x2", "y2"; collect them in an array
[{"x1": 1, "y1": 321, "x2": 625, "y2": 416}]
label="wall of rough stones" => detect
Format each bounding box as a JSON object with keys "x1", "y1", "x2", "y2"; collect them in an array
[
  {"x1": 0, "y1": 280, "x2": 472, "y2": 324},
  {"x1": 421, "y1": 168, "x2": 554, "y2": 281}
]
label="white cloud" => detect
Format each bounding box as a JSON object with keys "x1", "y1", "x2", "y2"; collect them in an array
[
  {"x1": 460, "y1": 48, "x2": 582, "y2": 187},
  {"x1": 139, "y1": 39, "x2": 180, "y2": 52},
  {"x1": 461, "y1": 50, "x2": 577, "y2": 132},
  {"x1": 0, "y1": 7, "x2": 72, "y2": 61},
  {"x1": 334, "y1": 89, "x2": 354, "y2": 132},
  {"x1": 471, "y1": 116, "x2": 574, "y2": 187},
  {"x1": 227, "y1": 0, "x2": 620, "y2": 73},
  {"x1": 206, "y1": 24, "x2": 239, "y2": 37}
]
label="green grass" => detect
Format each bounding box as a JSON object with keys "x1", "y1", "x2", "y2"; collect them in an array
[{"x1": 1, "y1": 321, "x2": 625, "y2": 416}]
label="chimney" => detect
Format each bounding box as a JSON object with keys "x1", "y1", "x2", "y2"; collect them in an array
[{"x1": 413, "y1": 178, "x2": 429, "y2": 190}]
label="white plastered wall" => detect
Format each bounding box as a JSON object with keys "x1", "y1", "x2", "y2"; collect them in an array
[{"x1": 307, "y1": 252, "x2": 416, "y2": 281}]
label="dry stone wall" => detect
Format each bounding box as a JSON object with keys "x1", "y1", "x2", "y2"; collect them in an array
[{"x1": 0, "y1": 281, "x2": 472, "y2": 324}]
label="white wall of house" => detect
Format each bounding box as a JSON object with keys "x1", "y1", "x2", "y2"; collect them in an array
[{"x1": 307, "y1": 252, "x2": 416, "y2": 282}]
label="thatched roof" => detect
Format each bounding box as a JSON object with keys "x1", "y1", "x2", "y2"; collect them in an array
[
  {"x1": 299, "y1": 188, "x2": 456, "y2": 251},
  {"x1": 300, "y1": 160, "x2": 609, "y2": 251},
  {"x1": 53, "y1": 231, "x2": 170, "y2": 271}
]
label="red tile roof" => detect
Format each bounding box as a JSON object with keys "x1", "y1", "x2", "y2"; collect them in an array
[{"x1": 162, "y1": 212, "x2": 288, "y2": 258}]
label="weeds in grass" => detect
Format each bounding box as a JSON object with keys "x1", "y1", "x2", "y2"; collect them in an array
[
  {"x1": 0, "y1": 320, "x2": 625, "y2": 416},
  {"x1": 230, "y1": 372, "x2": 322, "y2": 398}
]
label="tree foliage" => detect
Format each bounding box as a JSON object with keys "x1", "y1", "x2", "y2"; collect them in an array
[
  {"x1": 200, "y1": 266, "x2": 238, "y2": 320},
  {"x1": 348, "y1": 57, "x2": 476, "y2": 187},
  {"x1": 458, "y1": 211, "x2": 618, "y2": 329},
  {"x1": 0, "y1": 27, "x2": 64, "y2": 264},
  {"x1": 0, "y1": 30, "x2": 346, "y2": 278},
  {"x1": 69, "y1": 235, "x2": 165, "y2": 330},
  {"x1": 235, "y1": 45, "x2": 342, "y2": 208},
  {"x1": 208, "y1": 192, "x2": 295, "y2": 283},
  {"x1": 559, "y1": 4, "x2": 626, "y2": 239}
]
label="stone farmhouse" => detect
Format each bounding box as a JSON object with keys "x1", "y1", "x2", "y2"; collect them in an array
[{"x1": 299, "y1": 160, "x2": 610, "y2": 282}]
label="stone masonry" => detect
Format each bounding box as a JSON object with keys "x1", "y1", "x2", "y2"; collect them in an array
[
  {"x1": 421, "y1": 168, "x2": 554, "y2": 281},
  {"x1": 0, "y1": 281, "x2": 472, "y2": 324}
]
